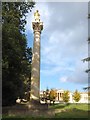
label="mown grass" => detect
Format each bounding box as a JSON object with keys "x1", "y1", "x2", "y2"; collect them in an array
[
  {"x1": 49, "y1": 103, "x2": 89, "y2": 111},
  {"x1": 55, "y1": 108, "x2": 89, "y2": 118},
  {"x1": 2, "y1": 103, "x2": 90, "y2": 119},
  {"x1": 49, "y1": 103, "x2": 89, "y2": 118}
]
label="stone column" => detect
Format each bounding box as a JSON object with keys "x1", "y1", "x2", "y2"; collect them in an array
[{"x1": 30, "y1": 10, "x2": 43, "y2": 101}]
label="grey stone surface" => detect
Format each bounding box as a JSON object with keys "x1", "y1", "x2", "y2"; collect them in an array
[{"x1": 30, "y1": 20, "x2": 43, "y2": 101}]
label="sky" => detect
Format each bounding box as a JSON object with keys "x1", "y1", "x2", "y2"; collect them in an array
[{"x1": 25, "y1": 2, "x2": 88, "y2": 92}]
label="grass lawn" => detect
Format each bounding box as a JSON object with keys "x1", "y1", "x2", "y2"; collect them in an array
[
  {"x1": 2, "y1": 103, "x2": 90, "y2": 119},
  {"x1": 49, "y1": 103, "x2": 89, "y2": 118},
  {"x1": 49, "y1": 103, "x2": 89, "y2": 111}
]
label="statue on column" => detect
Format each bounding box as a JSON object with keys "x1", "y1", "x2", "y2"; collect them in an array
[{"x1": 34, "y1": 10, "x2": 40, "y2": 22}]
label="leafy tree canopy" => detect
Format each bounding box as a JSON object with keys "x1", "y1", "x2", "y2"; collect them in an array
[
  {"x1": 62, "y1": 90, "x2": 70, "y2": 103},
  {"x1": 2, "y1": 2, "x2": 35, "y2": 106},
  {"x1": 73, "y1": 90, "x2": 81, "y2": 103}
]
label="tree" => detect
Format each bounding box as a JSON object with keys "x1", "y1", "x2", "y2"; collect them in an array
[
  {"x1": 83, "y1": 87, "x2": 90, "y2": 90},
  {"x1": 2, "y1": 2, "x2": 35, "y2": 106},
  {"x1": 73, "y1": 90, "x2": 81, "y2": 103},
  {"x1": 44, "y1": 88, "x2": 50, "y2": 104},
  {"x1": 82, "y1": 7, "x2": 90, "y2": 91},
  {"x1": 82, "y1": 57, "x2": 90, "y2": 73},
  {"x1": 83, "y1": 87, "x2": 90, "y2": 102},
  {"x1": 62, "y1": 90, "x2": 70, "y2": 103},
  {"x1": 82, "y1": 11, "x2": 90, "y2": 72},
  {"x1": 82, "y1": 3, "x2": 90, "y2": 71},
  {"x1": 41, "y1": 88, "x2": 57, "y2": 105},
  {"x1": 49, "y1": 89, "x2": 57, "y2": 104}
]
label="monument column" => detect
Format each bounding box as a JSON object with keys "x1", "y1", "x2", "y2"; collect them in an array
[{"x1": 30, "y1": 10, "x2": 43, "y2": 101}]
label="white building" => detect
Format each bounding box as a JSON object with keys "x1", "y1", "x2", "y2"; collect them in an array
[
  {"x1": 55, "y1": 89, "x2": 74, "y2": 103},
  {"x1": 78, "y1": 92, "x2": 88, "y2": 103},
  {"x1": 40, "y1": 89, "x2": 89, "y2": 103}
]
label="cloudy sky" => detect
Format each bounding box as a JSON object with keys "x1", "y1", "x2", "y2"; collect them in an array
[{"x1": 25, "y1": 2, "x2": 88, "y2": 92}]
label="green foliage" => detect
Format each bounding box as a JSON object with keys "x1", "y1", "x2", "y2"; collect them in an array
[
  {"x1": 43, "y1": 88, "x2": 50, "y2": 103},
  {"x1": 88, "y1": 13, "x2": 90, "y2": 19},
  {"x1": 82, "y1": 13, "x2": 90, "y2": 92},
  {"x1": 62, "y1": 90, "x2": 70, "y2": 103},
  {"x1": 82, "y1": 57, "x2": 90, "y2": 62},
  {"x1": 73, "y1": 90, "x2": 81, "y2": 103},
  {"x1": 40, "y1": 88, "x2": 57, "y2": 104},
  {"x1": 49, "y1": 89, "x2": 57, "y2": 104},
  {"x1": 83, "y1": 87, "x2": 90, "y2": 90},
  {"x1": 2, "y1": 2, "x2": 35, "y2": 106}
]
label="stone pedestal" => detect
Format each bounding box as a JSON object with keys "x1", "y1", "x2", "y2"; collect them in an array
[
  {"x1": 27, "y1": 100, "x2": 48, "y2": 110},
  {"x1": 30, "y1": 11, "x2": 43, "y2": 101}
]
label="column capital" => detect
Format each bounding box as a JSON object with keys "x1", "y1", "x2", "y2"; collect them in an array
[{"x1": 32, "y1": 22, "x2": 43, "y2": 32}]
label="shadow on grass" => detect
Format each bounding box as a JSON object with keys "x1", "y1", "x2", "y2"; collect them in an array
[
  {"x1": 2, "y1": 103, "x2": 89, "y2": 119},
  {"x1": 2, "y1": 103, "x2": 49, "y2": 119},
  {"x1": 55, "y1": 108, "x2": 89, "y2": 118}
]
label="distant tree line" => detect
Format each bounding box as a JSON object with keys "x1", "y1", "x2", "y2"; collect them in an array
[
  {"x1": 40, "y1": 89, "x2": 81, "y2": 105},
  {"x1": 62, "y1": 90, "x2": 81, "y2": 104},
  {"x1": 2, "y1": 2, "x2": 35, "y2": 106}
]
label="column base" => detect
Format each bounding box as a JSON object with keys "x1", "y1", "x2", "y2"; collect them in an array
[
  {"x1": 27, "y1": 100, "x2": 48, "y2": 110},
  {"x1": 30, "y1": 94, "x2": 39, "y2": 101}
]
